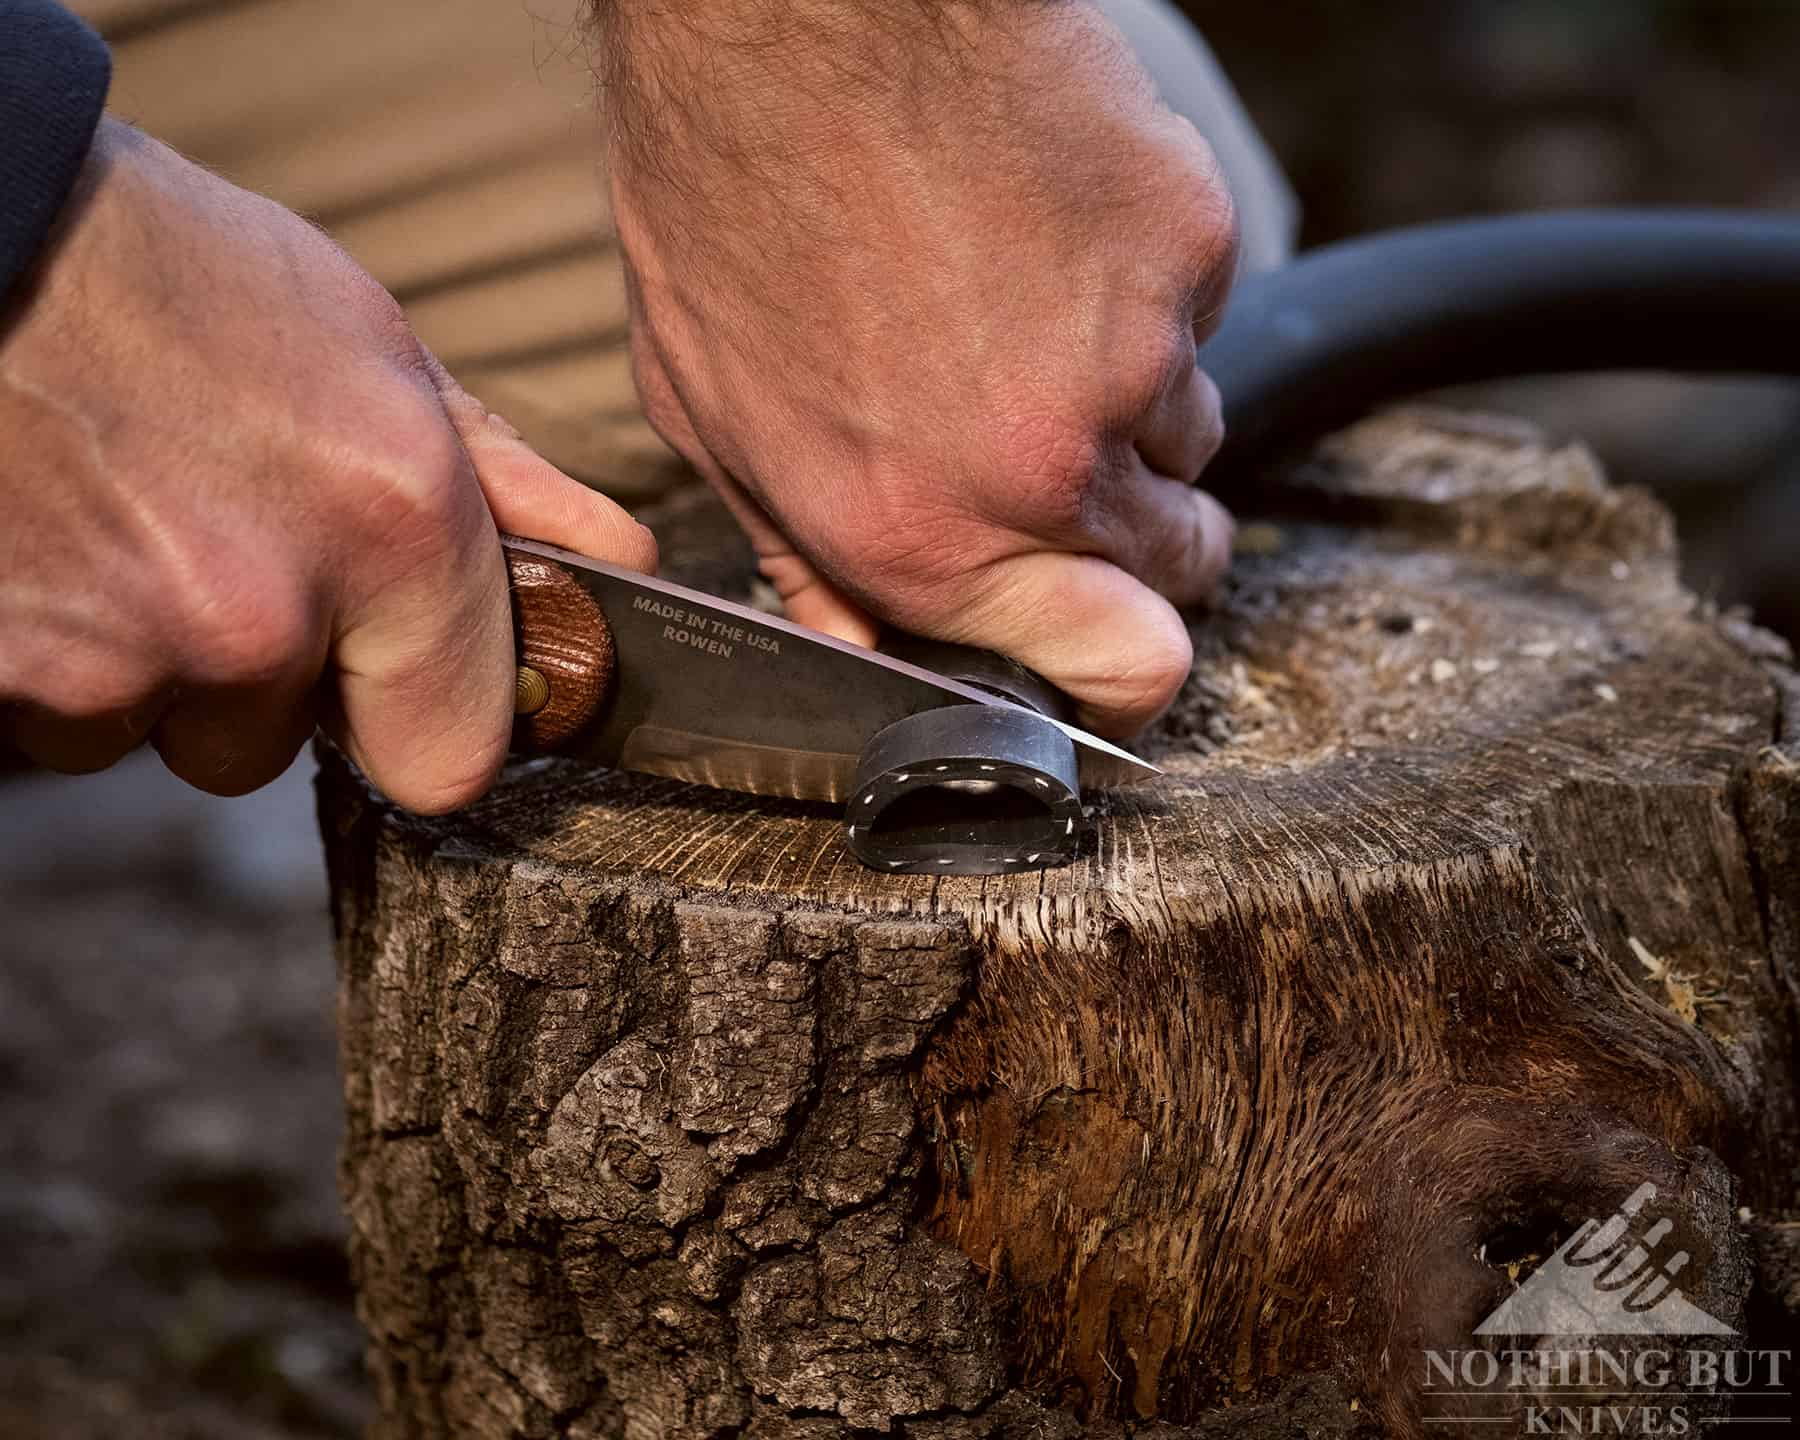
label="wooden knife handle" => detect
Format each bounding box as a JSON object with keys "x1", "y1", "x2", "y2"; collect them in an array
[{"x1": 505, "y1": 546, "x2": 616, "y2": 754}]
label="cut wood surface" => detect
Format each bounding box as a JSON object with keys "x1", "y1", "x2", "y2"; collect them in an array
[
  {"x1": 320, "y1": 410, "x2": 1800, "y2": 1438},
  {"x1": 75, "y1": 0, "x2": 661, "y2": 492}
]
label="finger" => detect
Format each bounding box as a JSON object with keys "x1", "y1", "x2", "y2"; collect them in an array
[
  {"x1": 329, "y1": 425, "x2": 514, "y2": 816},
  {"x1": 627, "y1": 319, "x2": 880, "y2": 646},
  {"x1": 151, "y1": 684, "x2": 317, "y2": 796},
  {"x1": 756, "y1": 543, "x2": 881, "y2": 649},
  {"x1": 681, "y1": 452, "x2": 879, "y2": 646},
  {"x1": 1133, "y1": 351, "x2": 1224, "y2": 485},
  {"x1": 421, "y1": 356, "x2": 658, "y2": 574},
  {"x1": 6, "y1": 692, "x2": 166, "y2": 774},
  {"x1": 688, "y1": 457, "x2": 880, "y2": 647},
  {"x1": 953, "y1": 552, "x2": 1195, "y2": 737},
  {"x1": 1089, "y1": 463, "x2": 1236, "y2": 607},
  {"x1": 997, "y1": 350, "x2": 1230, "y2": 606}
]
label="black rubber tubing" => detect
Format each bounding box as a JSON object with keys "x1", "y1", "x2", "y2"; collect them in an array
[{"x1": 1197, "y1": 208, "x2": 1800, "y2": 480}]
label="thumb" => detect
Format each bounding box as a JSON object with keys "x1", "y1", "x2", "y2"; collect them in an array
[
  {"x1": 953, "y1": 552, "x2": 1195, "y2": 739},
  {"x1": 423, "y1": 356, "x2": 658, "y2": 574}
]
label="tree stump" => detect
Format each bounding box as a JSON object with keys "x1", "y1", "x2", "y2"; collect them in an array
[{"x1": 320, "y1": 410, "x2": 1800, "y2": 1440}]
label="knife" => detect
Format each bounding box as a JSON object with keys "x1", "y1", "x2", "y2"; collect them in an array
[{"x1": 501, "y1": 536, "x2": 1159, "y2": 875}]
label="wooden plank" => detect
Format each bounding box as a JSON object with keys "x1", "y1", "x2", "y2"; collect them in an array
[
  {"x1": 103, "y1": 0, "x2": 591, "y2": 164},
  {"x1": 213, "y1": 80, "x2": 591, "y2": 223},
  {"x1": 461, "y1": 347, "x2": 640, "y2": 422},
  {"x1": 406, "y1": 252, "x2": 627, "y2": 370},
  {"x1": 330, "y1": 150, "x2": 608, "y2": 298},
  {"x1": 71, "y1": 0, "x2": 221, "y2": 33}
]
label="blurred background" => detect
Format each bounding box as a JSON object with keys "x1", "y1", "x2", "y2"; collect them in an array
[
  {"x1": 1197, "y1": 0, "x2": 1800, "y2": 645},
  {"x1": 3, "y1": 1, "x2": 1796, "y2": 1435}
]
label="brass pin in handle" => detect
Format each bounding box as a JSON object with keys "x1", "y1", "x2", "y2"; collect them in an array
[
  {"x1": 504, "y1": 547, "x2": 617, "y2": 753},
  {"x1": 514, "y1": 666, "x2": 551, "y2": 717}
]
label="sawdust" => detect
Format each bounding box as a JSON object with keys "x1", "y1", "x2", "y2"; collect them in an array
[{"x1": 1628, "y1": 934, "x2": 1724, "y2": 1025}]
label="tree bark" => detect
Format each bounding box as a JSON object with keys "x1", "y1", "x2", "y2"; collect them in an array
[{"x1": 321, "y1": 409, "x2": 1800, "y2": 1439}]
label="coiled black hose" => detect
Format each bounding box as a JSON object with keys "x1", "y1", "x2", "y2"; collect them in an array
[{"x1": 1197, "y1": 209, "x2": 1800, "y2": 478}]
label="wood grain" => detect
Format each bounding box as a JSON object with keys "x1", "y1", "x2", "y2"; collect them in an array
[
  {"x1": 97, "y1": 0, "x2": 590, "y2": 161},
  {"x1": 404, "y1": 252, "x2": 628, "y2": 371},
  {"x1": 203, "y1": 83, "x2": 592, "y2": 226},
  {"x1": 322, "y1": 410, "x2": 1800, "y2": 1439},
  {"x1": 329, "y1": 152, "x2": 609, "y2": 300},
  {"x1": 505, "y1": 549, "x2": 616, "y2": 755}
]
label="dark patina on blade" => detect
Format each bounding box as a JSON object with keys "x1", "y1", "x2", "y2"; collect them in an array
[{"x1": 502, "y1": 536, "x2": 1160, "y2": 803}]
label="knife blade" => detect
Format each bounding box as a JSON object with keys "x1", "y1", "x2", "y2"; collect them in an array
[{"x1": 501, "y1": 535, "x2": 1159, "y2": 804}]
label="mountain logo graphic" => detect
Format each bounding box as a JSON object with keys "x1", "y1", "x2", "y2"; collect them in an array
[{"x1": 1474, "y1": 1184, "x2": 1736, "y2": 1338}]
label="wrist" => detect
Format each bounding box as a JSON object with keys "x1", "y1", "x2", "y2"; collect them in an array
[{"x1": 590, "y1": 0, "x2": 1060, "y2": 180}]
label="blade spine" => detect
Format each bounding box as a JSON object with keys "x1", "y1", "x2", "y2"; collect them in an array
[{"x1": 506, "y1": 534, "x2": 1004, "y2": 710}]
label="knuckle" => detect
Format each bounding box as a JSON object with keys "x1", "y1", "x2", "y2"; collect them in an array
[
  {"x1": 1169, "y1": 126, "x2": 1236, "y2": 237},
  {"x1": 1145, "y1": 493, "x2": 1227, "y2": 594},
  {"x1": 364, "y1": 282, "x2": 416, "y2": 344},
  {"x1": 1180, "y1": 194, "x2": 1239, "y2": 336},
  {"x1": 341, "y1": 405, "x2": 471, "y2": 546},
  {"x1": 630, "y1": 349, "x2": 674, "y2": 427},
  {"x1": 1139, "y1": 524, "x2": 1194, "y2": 590},
  {"x1": 639, "y1": 398, "x2": 690, "y2": 462},
  {"x1": 1156, "y1": 131, "x2": 1239, "y2": 328},
  {"x1": 144, "y1": 525, "x2": 319, "y2": 691},
  {"x1": 1119, "y1": 330, "x2": 1194, "y2": 426},
  {"x1": 338, "y1": 258, "x2": 420, "y2": 356},
  {"x1": 397, "y1": 738, "x2": 507, "y2": 816},
  {"x1": 1179, "y1": 129, "x2": 1230, "y2": 203},
  {"x1": 180, "y1": 579, "x2": 318, "y2": 689},
  {"x1": 1187, "y1": 189, "x2": 1238, "y2": 278},
  {"x1": 16, "y1": 648, "x2": 158, "y2": 719}
]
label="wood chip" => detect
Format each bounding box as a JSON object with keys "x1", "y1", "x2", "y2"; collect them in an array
[{"x1": 1233, "y1": 523, "x2": 1286, "y2": 557}]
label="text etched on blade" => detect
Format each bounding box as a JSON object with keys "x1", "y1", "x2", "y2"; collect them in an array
[{"x1": 634, "y1": 594, "x2": 782, "y2": 662}]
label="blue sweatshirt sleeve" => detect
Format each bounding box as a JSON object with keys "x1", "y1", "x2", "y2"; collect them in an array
[{"x1": 1, "y1": 0, "x2": 112, "y2": 302}]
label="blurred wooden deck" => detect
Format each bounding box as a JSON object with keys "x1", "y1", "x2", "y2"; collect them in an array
[{"x1": 73, "y1": 0, "x2": 678, "y2": 500}]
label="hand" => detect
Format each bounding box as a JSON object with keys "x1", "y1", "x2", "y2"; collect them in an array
[
  {"x1": 0, "y1": 120, "x2": 656, "y2": 811},
  {"x1": 600, "y1": 0, "x2": 1237, "y2": 736}
]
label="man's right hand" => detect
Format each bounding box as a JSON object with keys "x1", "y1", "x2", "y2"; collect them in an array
[{"x1": 0, "y1": 119, "x2": 656, "y2": 812}]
